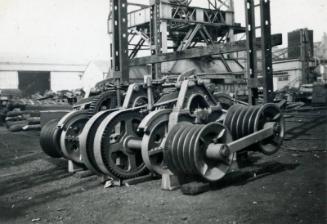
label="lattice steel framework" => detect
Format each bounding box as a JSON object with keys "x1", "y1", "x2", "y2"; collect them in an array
[{"x1": 108, "y1": 0, "x2": 275, "y2": 104}]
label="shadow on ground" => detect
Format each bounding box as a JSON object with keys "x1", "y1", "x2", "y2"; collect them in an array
[{"x1": 211, "y1": 161, "x2": 300, "y2": 191}]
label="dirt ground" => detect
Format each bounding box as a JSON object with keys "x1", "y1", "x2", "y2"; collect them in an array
[{"x1": 0, "y1": 110, "x2": 326, "y2": 224}]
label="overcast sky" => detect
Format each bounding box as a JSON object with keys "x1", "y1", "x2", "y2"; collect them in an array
[{"x1": 0, "y1": 0, "x2": 326, "y2": 64}]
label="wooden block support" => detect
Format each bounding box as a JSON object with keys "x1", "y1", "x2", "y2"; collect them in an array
[
  {"x1": 74, "y1": 170, "x2": 95, "y2": 179},
  {"x1": 161, "y1": 173, "x2": 180, "y2": 191},
  {"x1": 68, "y1": 160, "x2": 83, "y2": 173}
]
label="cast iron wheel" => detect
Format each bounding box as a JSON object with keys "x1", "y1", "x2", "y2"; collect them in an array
[
  {"x1": 94, "y1": 109, "x2": 148, "y2": 179},
  {"x1": 140, "y1": 109, "x2": 171, "y2": 175},
  {"x1": 40, "y1": 119, "x2": 62, "y2": 158},
  {"x1": 79, "y1": 110, "x2": 114, "y2": 175},
  {"x1": 254, "y1": 103, "x2": 285, "y2": 155},
  {"x1": 60, "y1": 111, "x2": 89, "y2": 164}
]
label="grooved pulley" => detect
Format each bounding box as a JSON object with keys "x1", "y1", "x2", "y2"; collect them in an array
[
  {"x1": 164, "y1": 122, "x2": 234, "y2": 182},
  {"x1": 224, "y1": 103, "x2": 284, "y2": 155}
]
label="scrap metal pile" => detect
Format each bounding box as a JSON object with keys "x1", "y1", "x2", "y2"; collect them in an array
[
  {"x1": 0, "y1": 89, "x2": 83, "y2": 132},
  {"x1": 40, "y1": 76, "x2": 284, "y2": 189}
]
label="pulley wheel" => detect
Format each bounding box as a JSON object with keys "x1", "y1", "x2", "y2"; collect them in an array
[
  {"x1": 164, "y1": 122, "x2": 193, "y2": 175},
  {"x1": 94, "y1": 109, "x2": 148, "y2": 179},
  {"x1": 79, "y1": 110, "x2": 114, "y2": 175},
  {"x1": 223, "y1": 104, "x2": 241, "y2": 138},
  {"x1": 140, "y1": 109, "x2": 171, "y2": 175},
  {"x1": 60, "y1": 111, "x2": 89, "y2": 164},
  {"x1": 254, "y1": 103, "x2": 285, "y2": 155},
  {"x1": 164, "y1": 122, "x2": 234, "y2": 182},
  {"x1": 40, "y1": 119, "x2": 62, "y2": 158},
  {"x1": 170, "y1": 123, "x2": 193, "y2": 174},
  {"x1": 193, "y1": 123, "x2": 234, "y2": 181},
  {"x1": 183, "y1": 124, "x2": 204, "y2": 174}
]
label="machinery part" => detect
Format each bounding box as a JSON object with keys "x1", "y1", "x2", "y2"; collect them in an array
[
  {"x1": 168, "y1": 79, "x2": 223, "y2": 130},
  {"x1": 73, "y1": 96, "x2": 95, "y2": 110},
  {"x1": 176, "y1": 80, "x2": 218, "y2": 112},
  {"x1": 154, "y1": 91, "x2": 179, "y2": 107},
  {"x1": 132, "y1": 96, "x2": 148, "y2": 107},
  {"x1": 254, "y1": 103, "x2": 284, "y2": 155},
  {"x1": 80, "y1": 88, "x2": 153, "y2": 175},
  {"x1": 224, "y1": 104, "x2": 260, "y2": 139},
  {"x1": 139, "y1": 109, "x2": 172, "y2": 175},
  {"x1": 224, "y1": 103, "x2": 284, "y2": 155},
  {"x1": 59, "y1": 111, "x2": 90, "y2": 164},
  {"x1": 88, "y1": 91, "x2": 119, "y2": 116},
  {"x1": 94, "y1": 109, "x2": 148, "y2": 179},
  {"x1": 214, "y1": 92, "x2": 234, "y2": 109},
  {"x1": 40, "y1": 119, "x2": 62, "y2": 158},
  {"x1": 122, "y1": 83, "x2": 148, "y2": 108},
  {"x1": 44, "y1": 110, "x2": 86, "y2": 159},
  {"x1": 169, "y1": 80, "x2": 224, "y2": 129},
  {"x1": 79, "y1": 110, "x2": 115, "y2": 175},
  {"x1": 164, "y1": 122, "x2": 234, "y2": 182}
]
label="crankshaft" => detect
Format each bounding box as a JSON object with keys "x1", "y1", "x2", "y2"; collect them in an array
[{"x1": 163, "y1": 103, "x2": 284, "y2": 182}]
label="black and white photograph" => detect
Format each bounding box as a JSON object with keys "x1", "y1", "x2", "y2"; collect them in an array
[{"x1": 0, "y1": 0, "x2": 326, "y2": 223}]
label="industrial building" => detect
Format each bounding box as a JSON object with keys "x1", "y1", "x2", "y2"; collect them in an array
[
  {"x1": 0, "y1": 1, "x2": 326, "y2": 224},
  {"x1": 0, "y1": 61, "x2": 85, "y2": 93}
]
